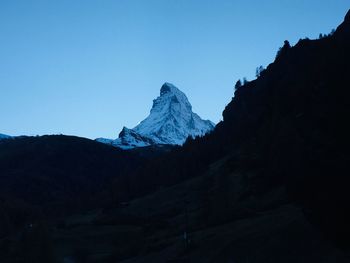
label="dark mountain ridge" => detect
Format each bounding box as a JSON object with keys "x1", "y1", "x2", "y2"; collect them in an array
[
  {"x1": 114, "y1": 9, "x2": 350, "y2": 247},
  {"x1": 0, "y1": 135, "x2": 145, "y2": 231},
  {"x1": 0, "y1": 9, "x2": 350, "y2": 262},
  {"x1": 219, "y1": 10, "x2": 350, "y2": 246}
]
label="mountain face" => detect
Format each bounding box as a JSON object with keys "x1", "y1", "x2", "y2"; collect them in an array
[{"x1": 97, "y1": 83, "x2": 215, "y2": 149}]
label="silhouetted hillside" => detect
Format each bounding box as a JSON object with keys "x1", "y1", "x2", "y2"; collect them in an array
[
  {"x1": 0, "y1": 135, "x2": 144, "y2": 232},
  {"x1": 1, "y1": 9, "x2": 350, "y2": 263},
  {"x1": 220, "y1": 9, "x2": 350, "y2": 247},
  {"x1": 117, "y1": 9, "x2": 350, "y2": 248}
]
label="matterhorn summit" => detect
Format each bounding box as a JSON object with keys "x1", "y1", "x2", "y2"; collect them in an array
[{"x1": 96, "y1": 83, "x2": 215, "y2": 149}]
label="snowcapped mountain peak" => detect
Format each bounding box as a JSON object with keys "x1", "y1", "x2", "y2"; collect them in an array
[
  {"x1": 145, "y1": 83, "x2": 191, "y2": 127},
  {"x1": 96, "y1": 83, "x2": 215, "y2": 149},
  {"x1": 160, "y1": 82, "x2": 184, "y2": 96},
  {"x1": 152, "y1": 82, "x2": 192, "y2": 114}
]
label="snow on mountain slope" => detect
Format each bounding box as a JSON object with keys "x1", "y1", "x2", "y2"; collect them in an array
[
  {"x1": 98, "y1": 127, "x2": 156, "y2": 150},
  {"x1": 96, "y1": 83, "x2": 215, "y2": 149},
  {"x1": 134, "y1": 83, "x2": 214, "y2": 144}
]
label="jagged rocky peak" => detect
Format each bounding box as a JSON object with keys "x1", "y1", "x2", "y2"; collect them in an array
[
  {"x1": 160, "y1": 82, "x2": 187, "y2": 98},
  {"x1": 118, "y1": 127, "x2": 154, "y2": 146},
  {"x1": 160, "y1": 82, "x2": 176, "y2": 95},
  {"x1": 119, "y1": 127, "x2": 134, "y2": 138},
  {"x1": 96, "y1": 82, "x2": 215, "y2": 149},
  {"x1": 134, "y1": 82, "x2": 214, "y2": 145},
  {"x1": 154, "y1": 82, "x2": 192, "y2": 113}
]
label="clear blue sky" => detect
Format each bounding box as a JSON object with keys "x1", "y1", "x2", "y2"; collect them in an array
[{"x1": 1, "y1": 1, "x2": 348, "y2": 139}]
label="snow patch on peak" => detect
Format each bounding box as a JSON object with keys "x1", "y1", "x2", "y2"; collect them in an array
[{"x1": 96, "y1": 83, "x2": 215, "y2": 149}]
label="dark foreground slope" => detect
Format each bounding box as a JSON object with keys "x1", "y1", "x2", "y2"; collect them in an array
[
  {"x1": 219, "y1": 10, "x2": 350, "y2": 247},
  {"x1": 1, "y1": 10, "x2": 350, "y2": 263},
  {"x1": 0, "y1": 135, "x2": 145, "y2": 233},
  {"x1": 100, "y1": 8, "x2": 350, "y2": 258},
  {"x1": 33, "y1": 10, "x2": 350, "y2": 262},
  {"x1": 121, "y1": 8, "x2": 350, "y2": 235}
]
